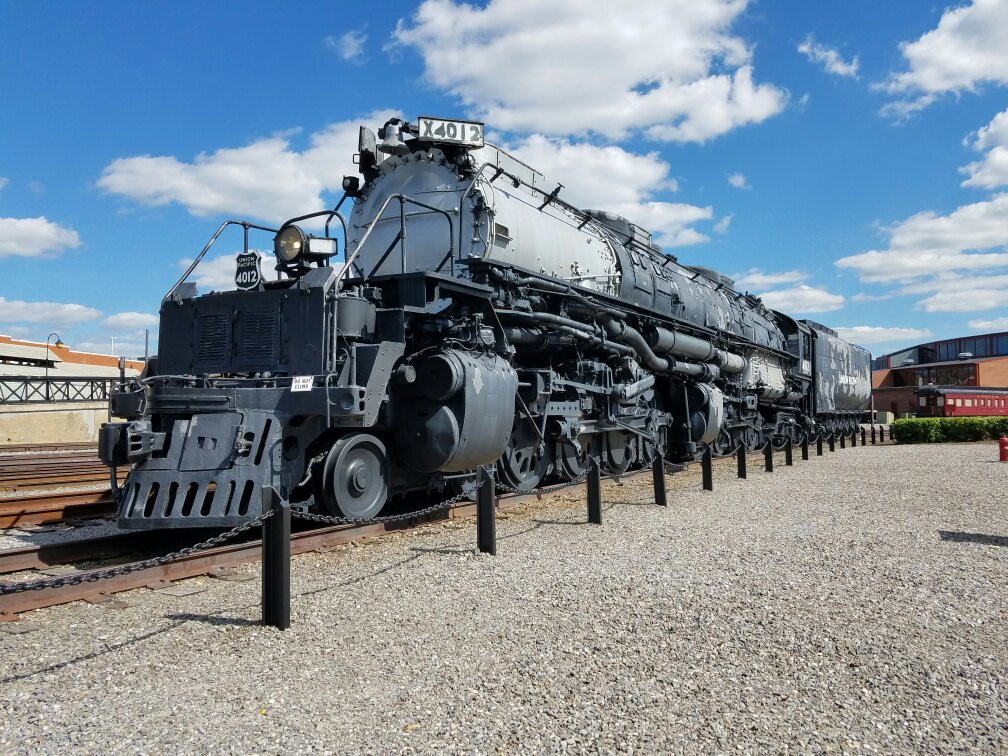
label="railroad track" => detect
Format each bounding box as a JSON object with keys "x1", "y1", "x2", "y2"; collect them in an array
[
  {"x1": 0, "y1": 442, "x2": 95, "y2": 455},
  {"x1": 0, "y1": 448, "x2": 123, "y2": 527},
  {"x1": 0, "y1": 489, "x2": 116, "y2": 529},
  {"x1": 0, "y1": 451, "x2": 122, "y2": 493}
]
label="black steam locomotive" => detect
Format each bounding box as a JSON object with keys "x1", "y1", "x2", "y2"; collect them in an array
[{"x1": 99, "y1": 116, "x2": 871, "y2": 528}]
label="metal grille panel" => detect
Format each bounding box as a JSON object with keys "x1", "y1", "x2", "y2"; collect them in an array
[
  {"x1": 196, "y1": 314, "x2": 229, "y2": 362},
  {"x1": 240, "y1": 309, "x2": 276, "y2": 361}
]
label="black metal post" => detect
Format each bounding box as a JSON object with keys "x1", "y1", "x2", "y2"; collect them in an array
[
  {"x1": 880, "y1": 426, "x2": 886, "y2": 443},
  {"x1": 785, "y1": 441, "x2": 793, "y2": 466},
  {"x1": 861, "y1": 428, "x2": 867, "y2": 445},
  {"x1": 840, "y1": 432, "x2": 846, "y2": 449},
  {"x1": 817, "y1": 435, "x2": 823, "y2": 456},
  {"x1": 587, "y1": 456, "x2": 602, "y2": 525},
  {"x1": 653, "y1": 451, "x2": 667, "y2": 506},
  {"x1": 801, "y1": 435, "x2": 809, "y2": 461},
  {"x1": 851, "y1": 430, "x2": 857, "y2": 447},
  {"x1": 262, "y1": 487, "x2": 291, "y2": 631},
  {"x1": 829, "y1": 434, "x2": 835, "y2": 452},
  {"x1": 736, "y1": 444, "x2": 747, "y2": 479},
  {"x1": 871, "y1": 426, "x2": 876, "y2": 445},
  {"x1": 764, "y1": 442, "x2": 773, "y2": 473},
  {"x1": 701, "y1": 446, "x2": 713, "y2": 491},
  {"x1": 477, "y1": 465, "x2": 496, "y2": 555}
]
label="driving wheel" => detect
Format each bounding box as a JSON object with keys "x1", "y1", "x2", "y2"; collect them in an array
[
  {"x1": 497, "y1": 415, "x2": 551, "y2": 492},
  {"x1": 556, "y1": 437, "x2": 589, "y2": 481}
]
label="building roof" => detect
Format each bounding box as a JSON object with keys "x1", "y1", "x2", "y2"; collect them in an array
[
  {"x1": 917, "y1": 385, "x2": 1008, "y2": 396},
  {"x1": 0, "y1": 335, "x2": 143, "y2": 372},
  {"x1": 0, "y1": 362, "x2": 140, "y2": 377},
  {"x1": 876, "y1": 330, "x2": 1008, "y2": 361},
  {"x1": 0, "y1": 342, "x2": 62, "y2": 363},
  {"x1": 886, "y1": 355, "x2": 1008, "y2": 371}
]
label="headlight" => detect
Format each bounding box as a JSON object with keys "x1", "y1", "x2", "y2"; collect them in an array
[{"x1": 275, "y1": 225, "x2": 306, "y2": 263}]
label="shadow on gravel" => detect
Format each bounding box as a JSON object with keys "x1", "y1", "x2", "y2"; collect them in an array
[
  {"x1": 409, "y1": 502, "x2": 620, "y2": 555},
  {"x1": 164, "y1": 612, "x2": 257, "y2": 627},
  {"x1": 939, "y1": 530, "x2": 1008, "y2": 547}
]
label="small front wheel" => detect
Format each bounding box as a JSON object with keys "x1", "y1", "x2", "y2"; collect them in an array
[{"x1": 323, "y1": 434, "x2": 389, "y2": 519}]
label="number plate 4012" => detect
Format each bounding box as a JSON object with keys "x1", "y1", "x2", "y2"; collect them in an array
[{"x1": 418, "y1": 116, "x2": 484, "y2": 147}]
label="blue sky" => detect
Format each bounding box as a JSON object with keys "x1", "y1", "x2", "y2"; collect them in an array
[{"x1": 2, "y1": 0, "x2": 1007, "y2": 358}]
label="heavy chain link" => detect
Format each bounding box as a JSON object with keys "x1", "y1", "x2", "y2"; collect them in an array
[
  {"x1": 291, "y1": 489, "x2": 471, "y2": 527},
  {"x1": 0, "y1": 510, "x2": 273, "y2": 596},
  {"x1": 493, "y1": 472, "x2": 589, "y2": 498}
]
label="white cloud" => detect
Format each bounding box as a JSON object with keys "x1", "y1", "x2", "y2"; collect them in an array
[
  {"x1": 0, "y1": 217, "x2": 82, "y2": 258},
  {"x1": 0, "y1": 326, "x2": 32, "y2": 338},
  {"x1": 713, "y1": 213, "x2": 733, "y2": 234},
  {"x1": 727, "y1": 172, "x2": 748, "y2": 189},
  {"x1": 0, "y1": 296, "x2": 101, "y2": 326},
  {"x1": 500, "y1": 135, "x2": 711, "y2": 247},
  {"x1": 835, "y1": 193, "x2": 1008, "y2": 283},
  {"x1": 0, "y1": 177, "x2": 8, "y2": 190},
  {"x1": 102, "y1": 312, "x2": 159, "y2": 330},
  {"x1": 961, "y1": 107, "x2": 1008, "y2": 188},
  {"x1": 916, "y1": 287, "x2": 1008, "y2": 313},
  {"x1": 834, "y1": 326, "x2": 932, "y2": 346},
  {"x1": 757, "y1": 284, "x2": 844, "y2": 313},
  {"x1": 880, "y1": 0, "x2": 1008, "y2": 116},
  {"x1": 392, "y1": 0, "x2": 787, "y2": 143},
  {"x1": 178, "y1": 251, "x2": 280, "y2": 293},
  {"x1": 968, "y1": 316, "x2": 1008, "y2": 331},
  {"x1": 797, "y1": 35, "x2": 859, "y2": 78},
  {"x1": 75, "y1": 339, "x2": 146, "y2": 357},
  {"x1": 98, "y1": 111, "x2": 397, "y2": 223},
  {"x1": 851, "y1": 292, "x2": 894, "y2": 302},
  {"x1": 731, "y1": 268, "x2": 808, "y2": 290},
  {"x1": 870, "y1": 273, "x2": 1008, "y2": 313},
  {"x1": 325, "y1": 30, "x2": 367, "y2": 62}
]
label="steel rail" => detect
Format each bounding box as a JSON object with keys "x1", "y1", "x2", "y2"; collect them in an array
[{"x1": 0, "y1": 489, "x2": 115, "y2": 529}]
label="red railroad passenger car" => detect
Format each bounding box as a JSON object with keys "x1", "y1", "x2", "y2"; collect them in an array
[{"x1": 915, "y1": 385, "x2": 1008, "y2": 417}]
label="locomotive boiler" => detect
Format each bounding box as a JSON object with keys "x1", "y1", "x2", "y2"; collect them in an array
[{"x1": 99, "y1": 116, "x2": 871, "y2": 529}]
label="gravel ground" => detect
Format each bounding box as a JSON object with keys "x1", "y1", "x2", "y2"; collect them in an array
[
  {"x1": 0, "y1": 442, "x2": 1005, "y2": 753},
  {"x1": 0, "y1": 517, "x2": 120, "y2": 552}
]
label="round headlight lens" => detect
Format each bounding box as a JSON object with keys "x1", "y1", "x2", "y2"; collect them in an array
[{"x1": 275, "y1": 226, "x2": 305, "y2": 263}]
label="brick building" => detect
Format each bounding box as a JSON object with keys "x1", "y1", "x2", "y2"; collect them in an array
[
  {"x1": 872, "y1": 331, "x2": 1008, "y2": 417},
  {"x1": 0, "y1": 335, "x2": 144, "y2": 377}
]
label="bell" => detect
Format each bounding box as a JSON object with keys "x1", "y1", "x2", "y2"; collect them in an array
[{"x1": 377, "y1": 122, "x2": 409, "y2": 156}]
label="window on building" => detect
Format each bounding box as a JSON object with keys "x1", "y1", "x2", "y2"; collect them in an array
[
  {"x1": 937, "y1": 397, "x2": 945, "y2": 406},
  {"x1": 965, "y1": 399, "x2": 974, "y2": 407},
  {"x1": 996, "y1": 335, "x2": 1008, "y2": 356},
  {"x1": 975, "y1": 339, "x2": 989, "y2": 357}
]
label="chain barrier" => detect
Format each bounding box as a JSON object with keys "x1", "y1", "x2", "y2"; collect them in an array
[
  {"x1": 494, "y1": 471, "x2": 588, "y2": 499},
  {"x1": 0, "y1": 510, "x2": 273, "y2": 596},
  {"x1": 290, "y1": 489, "x2": 471, "y2": 527},
  {"x1": 1, "y1": 456, "x2": 692, "y2": 597}
]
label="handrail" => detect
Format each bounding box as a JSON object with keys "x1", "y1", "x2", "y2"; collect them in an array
[
  {"x1": 339, "y1": 193, "x2": 454, "y2": 287},
  {"x1": 0, "y1": 376, "x2": 118, "y2": 404},
  {"x1": 163, "y1": 220, "x2": 278, "y2": 303}
]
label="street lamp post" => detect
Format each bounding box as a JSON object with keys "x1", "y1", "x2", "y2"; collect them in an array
[{"x1": 45, "y1": 331, "x2": 64, "y2": 402}]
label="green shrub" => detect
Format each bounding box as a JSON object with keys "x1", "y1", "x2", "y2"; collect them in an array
[{"x1": 891, "y1": 416, "x2": 1008, "y2": 443}]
